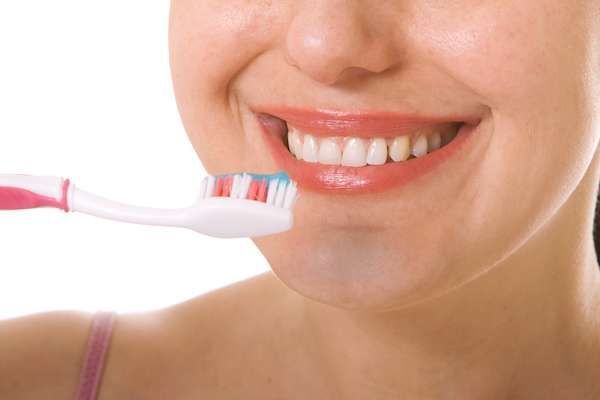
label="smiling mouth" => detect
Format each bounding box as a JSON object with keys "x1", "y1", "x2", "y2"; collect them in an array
[
  {"x1": 283, "y1": 121, "x2": 462, "y2": 166},
  {"x1": 252, "y1": 107, "x2": 483, "y2": 193}
]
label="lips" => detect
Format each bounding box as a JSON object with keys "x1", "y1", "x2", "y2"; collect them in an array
[{"x1": 253, "y1": 107, "x2": 483, "y2": 193}]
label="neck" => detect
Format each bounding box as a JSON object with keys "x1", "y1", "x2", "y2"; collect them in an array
[{"x1": 298, "y1": 166, "x2": 600, "y2": 399}]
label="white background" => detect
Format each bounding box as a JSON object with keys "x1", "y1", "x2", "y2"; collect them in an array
[{"x1": 0, "y1": 1, "x2": 269, "y2": 320}]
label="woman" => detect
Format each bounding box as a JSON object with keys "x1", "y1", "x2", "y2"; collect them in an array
[{"x1": 2, "y1": 0, "x2": 600, "y2": 398}]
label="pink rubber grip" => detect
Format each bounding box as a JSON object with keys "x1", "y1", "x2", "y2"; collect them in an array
[{"x1": 0, "y1": 179, "x2": 70, "y2": 212}]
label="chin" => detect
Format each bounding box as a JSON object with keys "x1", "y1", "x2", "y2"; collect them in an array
[{"x1": 253, "y1": 226, "x2": 464, "y2": 312}]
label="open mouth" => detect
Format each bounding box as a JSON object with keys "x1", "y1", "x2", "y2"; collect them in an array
[
  {"x1": 283, "y1": 121, "x2": 462, "y2": 166},
  {"x1": 253, "y1": 107, "x2": 483, "y2": 193}
]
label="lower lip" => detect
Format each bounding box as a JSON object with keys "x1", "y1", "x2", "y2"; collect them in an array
[{"x1": 255, "y1": 113, "x2": 483, "y2": 194}]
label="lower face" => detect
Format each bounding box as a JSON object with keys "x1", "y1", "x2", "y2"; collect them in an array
[{"x1": 169, "y1": 0, "x2": 600, "y2": 310}]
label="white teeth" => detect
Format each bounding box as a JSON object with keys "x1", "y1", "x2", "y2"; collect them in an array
[
  {"x1": 366, "y1": 138, "x2": 387, "y2": 165},
  {"x1": 302, "y1": 134, "x2": 319, "y2": 162},
  {"x1": 288, "y1": 129, "x2": 296, "y2": 155},
  {"x1": 285, "y1": 125, "x2": 457, "y2": 166},
  {"x1": 341, "y1": 138, "x2": 367, "y2": 167},
  {"x1": 318, "y1": 138, "x2": 342, "y2": 165},
  {"x1": 389, "y1": 136, "x2": 410, "y2": 162},
  {"x1": 288, "y1": 128, "x2": 303, "y2": 159},
  {"x1": 411, "y1": 134, "x2": 428, "y2": 158},
  {"x1": 428, "y1": 132, "x2": 442, "y2": 152}
]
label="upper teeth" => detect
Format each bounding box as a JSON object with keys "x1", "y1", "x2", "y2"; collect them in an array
[{"x1": 287, "y1": 126, "x2": 458, "y2": 166}]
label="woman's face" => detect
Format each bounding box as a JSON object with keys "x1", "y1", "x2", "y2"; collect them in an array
[{"x1": 169, "y1": 0, "x2": 600, "y2": 310}]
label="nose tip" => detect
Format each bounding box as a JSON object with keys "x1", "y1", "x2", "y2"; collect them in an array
[{"x1": 285, "y1": 9, "x2": 398, "y2": 85}]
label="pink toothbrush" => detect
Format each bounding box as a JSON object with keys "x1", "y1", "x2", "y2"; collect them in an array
[{"x1": 0, "y1": 172, "x2": 298, "y2": 238}]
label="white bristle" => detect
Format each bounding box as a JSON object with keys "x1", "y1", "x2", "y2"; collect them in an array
[
  {"x1": 237, "y1": 174, "x2": 246, "y2": 197},
  {"x1": 283, "y1": 181, "x2": 298, "y2": 209},
  {"x1": 238, "y1": 173, "x2": 250, "y2": 198},
  {"x1": 230, "y1": 174, "x2": 242, "y2": 198},
  {"x1": 198, "y1": 177, "x2": 208, "y2": 199},
  {"x1": 205, "y1": 175, "x2": 216, "y2": 198},
  {"x1": 239, "y1": 173, "x2": 252, "y2": 199},
  {"x1": 266, "y1": 179, "x2": 279, "y2": 205},
  {"x1": 274, "y1": 181, "x2": 287, "y2": 208}
]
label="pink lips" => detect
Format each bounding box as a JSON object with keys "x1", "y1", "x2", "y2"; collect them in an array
[{"x1": 253, "y1": 107, "x2": 482, "y2": 193}]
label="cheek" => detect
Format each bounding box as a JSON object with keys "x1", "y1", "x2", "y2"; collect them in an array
[
  {"x1": 413, "y1": 1, "x2": 598, "y2": 265},
  {"x1": 416, "y1": 1, "x2": 595, "y2": 169},
  {"x1": 169, "y1": 0, "x2": 282, "y2": 171},
  {"x1": 169, "y1": 0, "x2": 279, "y2": 97},
  {"x1": 412, "y1": 1, "x2": 587, "y2": 110}
]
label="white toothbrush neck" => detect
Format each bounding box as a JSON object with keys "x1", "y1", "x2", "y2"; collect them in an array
[{"x1": 70, "y1": 185, "x2": 188, "y2": 228}]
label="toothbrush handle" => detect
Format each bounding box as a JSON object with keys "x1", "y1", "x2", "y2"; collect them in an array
[
  {"x1": 69, "y1": 186, "x2": 187, "y2": 227},
  {"x1": 0, "y1": 174, "x2": 71, "y2": 211},
  {"x1": 0, "y1": 173, "x2": 186, "y2": 227}
]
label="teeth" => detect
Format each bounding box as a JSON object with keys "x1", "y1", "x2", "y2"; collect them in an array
[
  {"x1": 428, "y1": 132, "x2": 442, "y2": 152},
  {"x1": 302, "y1": 134, "x2": 319, "y2": 162},
  {"x1": 341, "y1": 138, "x2": 367, "y2": 167},
  {"x1": 288, "y1": 128, "x2": 303, "y2": 159},
  {"x1": 287, "y1": 130, "x2": 295, "y2": 155},
  {"x1": 411, "y1": 134, "x2": 428, "y2": 158},
  {"x1": 318, "y1": 137, "x2": 342, "y2": 165},
  {"x1": 389, "y1": 136, "x2": 410, "y2": 162},
  {"x1": 284, "y1": 124, "x2": 459, "y2": 166},
  {"x1": 366, "y1": 138, "x2": 387, "y2": 165}
]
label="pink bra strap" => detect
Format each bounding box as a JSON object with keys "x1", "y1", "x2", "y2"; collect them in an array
[{"x1": 73, "y1": 311, "x2": 117, "y2": 400}]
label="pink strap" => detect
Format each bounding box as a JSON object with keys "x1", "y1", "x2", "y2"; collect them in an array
[{"x1": 73, "y1": 311, "x2": 117, "y2": 400}]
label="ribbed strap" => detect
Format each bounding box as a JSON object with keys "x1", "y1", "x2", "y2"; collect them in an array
[{"x1": 73, "y1": 311, "x2": 117, "y2": 400}]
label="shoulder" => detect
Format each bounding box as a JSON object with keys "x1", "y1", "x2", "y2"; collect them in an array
[
  {"x1": 119, "y1": 272, "x2": 305, "y2": 399},
  {"x1": 0, "y1": 310, "x2": 95, "y2": 400},
  {"x1": 0, "y1": 274, "x2": 297, "y2": 400}
]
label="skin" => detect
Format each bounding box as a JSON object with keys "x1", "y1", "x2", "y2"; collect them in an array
[
  {"x1": 165, "y1": 0, "x2": 600, "y2": 398},
  {"x1": 6, "y1": 1, "x2": 600, "y2": 399}
]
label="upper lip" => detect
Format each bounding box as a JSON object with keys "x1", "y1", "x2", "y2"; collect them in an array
[{"x1": 253, "y1": 106, "x2": 481, "y2": 138}]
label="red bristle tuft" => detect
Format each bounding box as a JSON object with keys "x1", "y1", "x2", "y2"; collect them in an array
[
  {"x1": 247, "y1": 179, "x2": 259, "y2": 200},
  {"x1": 222, "y1": 176, "x2": 233, "y2": 197},
  {"x1": 213, "y1": 178, "x2": 224, "y2": 197},
  {"x1": 257, "y1": 179, "x2": 268, "y2": 203}
]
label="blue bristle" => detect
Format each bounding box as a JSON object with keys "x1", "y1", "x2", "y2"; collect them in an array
[{"x1": 215, "y1": 171, "x2": 290, "y2": 183}]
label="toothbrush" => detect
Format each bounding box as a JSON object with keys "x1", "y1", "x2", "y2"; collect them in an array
[{"x1": 0, "y1": 171, "x2": 298, "y2": 238}]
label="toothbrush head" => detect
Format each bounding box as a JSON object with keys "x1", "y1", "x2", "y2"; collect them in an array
[
  {"x1": 186, "y1": 171, "x2": 299, "y2": 238},
  {"x1": 198, "y1": 171, "x2": 298, "y2": 210}
]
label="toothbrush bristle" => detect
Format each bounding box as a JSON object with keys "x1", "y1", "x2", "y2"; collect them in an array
[
  {"x1": 214, "y1": 177, "x2": 224, "y2": 197},
  {"x1": 223, "y1": 176, "x2": 233, "y2": 197},
  {"x1": 201, "y1": 171, "x2": 298, "y2": 209},
  {"x1": 257, "y1": 179, "x2": 268, "y2": 202},
  {"x1": 247, "y1": 179, "x2": 259, "y2": 200}
]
